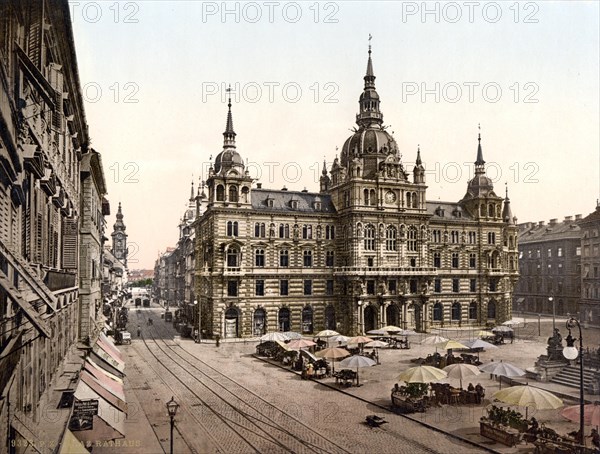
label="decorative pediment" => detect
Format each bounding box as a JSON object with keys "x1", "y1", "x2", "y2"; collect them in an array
[
  {"x1": 22, "y1": 145, "x2": 45, "y2": 179},
  {"x1": 40, "y1": 167, "x2": 57, "y2": 196}
]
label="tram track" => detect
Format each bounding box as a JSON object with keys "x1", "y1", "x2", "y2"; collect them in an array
[{"x1": 129, "y1": 306, "x2": 459, "y2": 454}]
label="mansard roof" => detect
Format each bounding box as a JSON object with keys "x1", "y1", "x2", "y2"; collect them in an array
[
  {"x1": 426, "y1": 201, "x2": 473, "y2": 221},
  {"x1": 252, "y1": 188, "x2": 336, "y2": 213}
]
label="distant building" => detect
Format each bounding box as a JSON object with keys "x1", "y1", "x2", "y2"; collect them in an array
[
  {"x1": 580, "y1": 203, "x2": 600, "y2": 325},
  {"x1": 191, "y1": 47, "x2": 519, "y2": 338},
  {"x1": 515, "y1": 217, "x2": 582, "y2": 317}
]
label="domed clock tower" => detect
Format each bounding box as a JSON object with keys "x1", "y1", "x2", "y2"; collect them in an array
[{"x1": 111, "y1": 202, "x2": 128, "y2": 267}]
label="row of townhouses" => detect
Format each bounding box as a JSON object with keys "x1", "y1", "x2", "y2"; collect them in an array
[{"x1": 1, "y1": 1, "x2": 127, "y2": 451}]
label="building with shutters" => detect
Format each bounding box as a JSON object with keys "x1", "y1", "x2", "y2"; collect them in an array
[
  {"x1": 0, "y1": 1, "x2": 112, "y2": 450},
  {"x1": 193, "y1": 47, "x2": 520, "y2": 339},
  {"x1": 580, "y1": 203, "x2": 600, "y2": 325}
]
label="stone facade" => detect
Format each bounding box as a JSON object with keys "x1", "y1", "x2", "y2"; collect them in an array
[
  {"x1": 0, "y1": 0, "x2": 109, "y2": 450},
  {"x1": 194, "y1": 49, "x2": 519, "y2": 338},
  {"x1": 515, "y1": 217, "x2": 582, "y2": 317},
  {"x1": 579, "y1": 203, "x2": 600, "y2": 325}
]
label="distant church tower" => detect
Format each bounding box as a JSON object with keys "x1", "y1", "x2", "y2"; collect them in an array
[{"x1": 111, "y1": 202, "x2": 128, "y2": 267}]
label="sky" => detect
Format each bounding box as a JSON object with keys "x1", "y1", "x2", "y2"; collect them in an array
[{"x1": 69, "y1": 1, "x2": 600, "y2": 270}]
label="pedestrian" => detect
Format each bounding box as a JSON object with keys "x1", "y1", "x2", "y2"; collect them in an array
[
  {"x1": 137, "y1": 325, "x2": 141, "y2": 337},
  {"x1": 215, "y1": 334, "x2": 220, "y2": 347}
]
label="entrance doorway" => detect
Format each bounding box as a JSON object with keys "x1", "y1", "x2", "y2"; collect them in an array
[
  {"x1": 278, "y1": 307, "x2": 291, "y2": 332},
  {"x1": 224, "y1": 307, "x2": 239, "y2": 338},
  {"x1": 364, "y1": 305, "x2": 377, "y2": 333}
]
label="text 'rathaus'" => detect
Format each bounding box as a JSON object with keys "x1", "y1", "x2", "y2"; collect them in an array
[{"x1": 156, "y1": 46, "x2": 520, "y2": 339}]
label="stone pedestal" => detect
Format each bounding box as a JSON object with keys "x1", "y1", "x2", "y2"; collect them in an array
[{"x1": 530, "y1": 354, "x2": 569, "y2": 382}]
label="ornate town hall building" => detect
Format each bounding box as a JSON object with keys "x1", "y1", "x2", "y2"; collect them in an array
[{"x1": 195, "y1": 49, "x2": 519, "y2": 338}]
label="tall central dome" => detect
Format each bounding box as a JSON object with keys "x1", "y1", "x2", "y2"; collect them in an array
[{"x1": 340, "y1": 45, "x2": 400, "y2": 178}]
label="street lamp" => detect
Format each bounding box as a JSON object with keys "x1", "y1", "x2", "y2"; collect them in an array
[
  {"x1": 549, "y1": 296, "x2": 555, "y2": 331},
  {"x1": 357, "y1": 300, "x2": 363, "y2": 335},
  {"x1": 563, "y1": 318, "x2": 584, "y2": 449},
  {"x1": 166, "y1": 396, "x2": 179, "y2": 454}
]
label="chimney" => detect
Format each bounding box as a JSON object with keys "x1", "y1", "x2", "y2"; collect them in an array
[
  {"x1": 564, "y1": 216, "x2": 572, "y2": 222},
  {"x1": 575, "y1": 214, "x2": 582, "y2": 220},
  {"x1": 549, "y1": 218, "x2": 558, "y2": 226},
  {"x1": 538, "y1": 221, "x2": 545, "y2": 227},
  {"x1": 301, "y1": 187, "x2": 308, "y2": 193},
  {"x1": 256, "y1": 182, "x2": 262, "y2": 189},
  {"x1": 282, "y1": 186, "x2": 288, "y2": 191}
]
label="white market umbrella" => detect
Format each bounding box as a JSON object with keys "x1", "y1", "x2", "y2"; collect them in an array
[
  {"x1": 339, "y1": 355, "x2": 376, "y2": 386},
  {"x1": 435, "y1": 340, "x2": 469, "y2": 351},
  {"x1": 421, "y1": 335, "x2": 449, "y2": 345},
  {"x1": 283, "y1": 331, "x2": 303, "y2": 340},
  {"x1": 367, "y1": 329, "x2": 387, "y2": 336},
  {"x1": 493, "y1": 385, "x2": 563, "y2": 418},
  {"x1": 465, "y1": 339, "x2": 499, "y2": 361},
  {"x1": 492, "y1": 326, "x2": 514, "y2": 333},
  {"x1": 479, "y1": 361, "x2": 525, "y2": 389},
  {"x1": 260, "y1": 332, "x2": 289, "y2": 342},
  {"x1": 365, "y1": 340, "x2": 388, "y2": 348},
  {"x1": 315, "y1": 347, "x2": 350, "y2": 373},
  {"x1": 398, "y1": 365, "x2": 448, "y2": 384},
  {"x1": 330, "y1": 334, "x2": 351, "y2": 344},
  {"x1": 443, "y1": 363, "x2": 482, "y2": 389},
  {"x1": 316, "y1": 330, "x2": 339, "y2": 338},
  {"x1": 502, "y1": 319, "x2": 522, "y2": 326}
]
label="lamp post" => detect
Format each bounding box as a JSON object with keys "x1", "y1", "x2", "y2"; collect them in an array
[
  {"x1": 563, "y1": 318, "x2": 584, "y2": 449},
  {"x1": 549, "y1": 296, "x2": 555, "y2": 332},
  {"x1": 166, "y1": 396, "x2": 179, "y2": 454},
  {"x1": 357, "y1": 300, "x2": 363, "y2": 335}
]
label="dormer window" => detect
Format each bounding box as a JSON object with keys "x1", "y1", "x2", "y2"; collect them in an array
[
  {"x1": 290, "y1": 198, "x2": 299, "y2": 209},
  {"x1": 435, "y1": 206, "x2": 444, "y2": 217},
  {"x1": 266, "y1": 196, "x2": 274, "y2": 208},
  {"x1": 314, "y1": 201, "x2": 322, "y2": 210}
]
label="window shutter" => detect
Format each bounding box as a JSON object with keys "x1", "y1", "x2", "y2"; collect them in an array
[
  {"x1": 61, "y1": 218, "x2": 78, "y2": 269},
  {"x1": 27, "y1": 2, "x2": 43, "y2": 68}
]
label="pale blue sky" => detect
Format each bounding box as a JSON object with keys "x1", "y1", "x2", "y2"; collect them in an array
[{"x1": 70, "y1": 1, "x2": 600, "y2": 269}]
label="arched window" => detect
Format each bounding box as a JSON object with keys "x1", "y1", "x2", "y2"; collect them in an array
[
  {"x1": 385, "y1": 226, "x2": 397, "y2": 251},
  {"x1": 326, "y1": 225, "x2": 335, "y2": 240},
  {"x1": 279, "y1": 249, "x2": 289, "y2": 267},
  {"x1": 452, "y1": 252, "x2": 459, "y2": 268},
  {"x1": 407, "y1": 227, "x2": 417, "y2": 252},
  {"x1": 433, "y1": 303, "x2": 443, "y2": 321},
  {"x1": 433, "y1": 230, "x2": 441, "y2": 243},
  {"x1": 302, "y1": 306, "x2": 313, "y2": 333},
  {"x1": 364, "y1": 188, "x2": 370, "y2": 205},
  {"x1": 226, "y1": 246, "x2": 240, "y2": 267},
  {"x1": 412, "y1": 192, "x2": 418, "y2": 208},
  {"x1": 227, "y1": 221, "x2": 238, "y2": 237},
  {"x1": 487, "y1": 300, "x2": 496, "y2": 319},
  {"x1": 406, "y1": 192, "x2": 411, "y2": 207},
  {"x1": 370, "y1": 189, "x2": 376, "y2": 206},
  {"x1": 480, "y1": 204, "x2": 485, "y2": 216},
  {"x1": 224, "y1": 307, "x2": 239, "y2": 338},
  {"x1": 279, "y1": 223, "x2": 289, "y2": 238},
  {"x1": 451, "y1": 231, "x2": 459, "y2": 243},
  {"x1": 255, "y1": 249, "x2": 265, "y2": 267},
  {"x1": 255, "y1": 222, "x2": 266, "y2": 238},
  {"x1": 433, "y1": 252, "x2": 441, "y2": 268},
  {"x1": 469, "y1": 301, "x2": 477, "y2": 320},
  {"x1": 216, "y1": 185, "x2": 225, "y2": 201},
  {"x1": 451, "y1": 302, "x2": 461, "y2": 321},
  {"x1": 229, "y1": 185, "x2": 238, "y2": 202},
  {"x1": 364, "y1": 224, "x2": 375, "y2": 250},
  {"x1": 488, "y1": 204, "x2": 494, "y2": 217}
]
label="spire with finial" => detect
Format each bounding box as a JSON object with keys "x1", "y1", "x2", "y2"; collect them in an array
[
  {"x1": 475, "y1": 123, "x2": 485, "y2": 169},
  {"x1": 413, "y1": 144, "x2": 425, "y2": 184},
  {"x1": 356, "y1": 34, "x2": 383, "y2": 128},
  {"x1": 189, "y1": 179, "x2": 195, "y2": 201},
  {"x1": 502, "y1": 182, "x2": 515, "y2": 224},
  {"x1": 416, "y1": 144, "x2": 422, "y2": 166},
  {"x1": 223, "y1": 84, "x2": 236, "y2": 148}
]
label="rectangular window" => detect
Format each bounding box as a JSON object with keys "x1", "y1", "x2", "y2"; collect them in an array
[
  {"x1": 434, "y1": 279, "x2": 441, "y2": 293},
  {"x1": 547, "y1": 248, "x2": 552, "y2": 257},
  {"x1": 410, "y1": 279, "x2": 417, "y2": 294},
  {"x1": 576, "y1": 246, "x2": 581, "y2": 256},
  {"x1": 469, "y1": 253, "x2": 476, "y2": 268},
  {"x1": 255, "y1": 249, "x2": 265, "y2": 267},
  {"x1": 488, "y1": 232, "x2": 495, "y2": 245},
  {"x1": 255, "y1": 280, "x2": 264, "y2": 296},
  {"x1": 470, "y1": 279, "x2": 476, "y2": 292},
  {"x1": 452, "y1": 279, "x2": 459, "y2": 293},
  {"x1": 303, "y1": 250, "x2": 313, "y2": 267},
  {"x1": 303, "y1": 279, "x2": 312, "y2": 296},
  {"x1": 326, "y1": 225, "x2": 335, "y2": 240},
  {"x1": 227, "y1": 280, "x2": 238, "y2": 297},
  {"x1": 326, "y1": 279, "x2": 334, "y2": 295},
  {"x1": 410, "y1": 257, "x2": 417, "y2": 267},
  {"x1": 388, "y1": 279, "x2": 397, "y2": 294},
  {"x1": 367, "y1": 280, "x2": 375, "y2": 295},
  {"x1": 433, "y1": 253, "x2": 441, "y2": 268},
  {"x1": 326, "y1": 251, "x2": 334, "y2": 267},
  {"x1": 367, "y1": 257, "x2": 374, "y2": 267},
  {"x1": 557, "y1": 247, "x2": 562, "y2": 257},
  {"x1": 302, "y1": 224, "x2": 313, "y2": 239},
  {"x1": 452, "y1": 253, "x2": 459, "y2": 268},
  {"x1": 280, "y1": 250, "x2": 289, "y2": 267},
  {"x1": 280, "y1": 279, "x2": 289, "y2": 296},
  {"x1": 490, "y1": 280, "x2": 497, "y2": 292}
]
